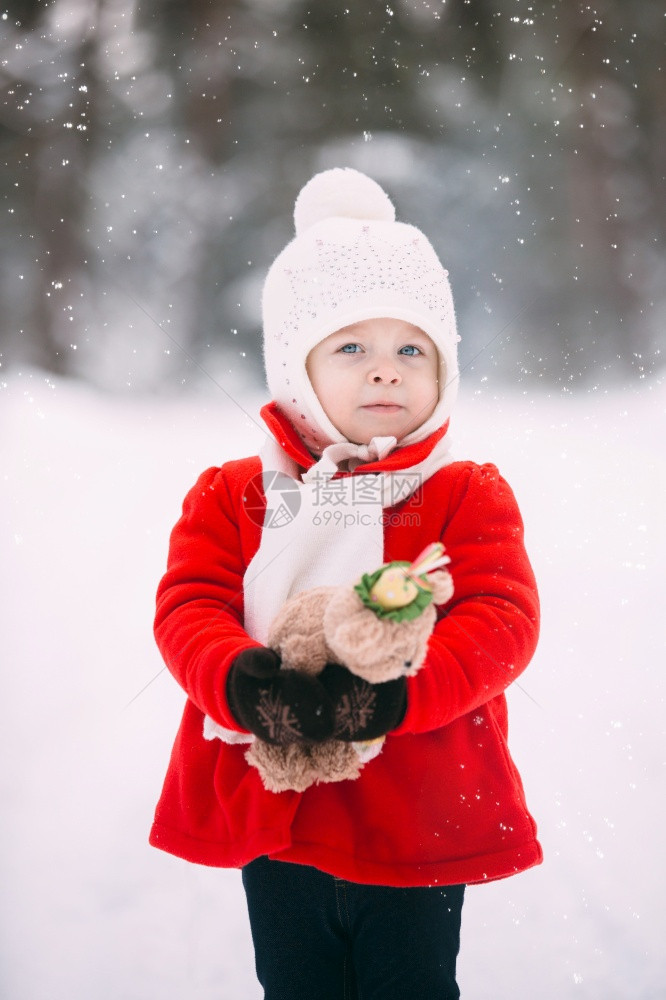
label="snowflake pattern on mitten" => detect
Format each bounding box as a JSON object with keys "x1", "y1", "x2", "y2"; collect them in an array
[
  {"x1": 256, "y1": 688, "x2": 303, "y2": 743},
  {"x1": 334, "y1": 681, "x2": 377, "y2": 738}
]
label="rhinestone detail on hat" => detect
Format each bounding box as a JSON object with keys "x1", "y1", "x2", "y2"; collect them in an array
[{"x1": 272, "y1": 228, "x2": 454, "y2": 347}]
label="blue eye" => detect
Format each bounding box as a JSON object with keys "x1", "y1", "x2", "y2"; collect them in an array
[
  {"x1": 340, "y1": 343, "x2": 361, "y2": 354},
  {"x1": 399, "y1": 344, "x2": 423, "y2": 356}
]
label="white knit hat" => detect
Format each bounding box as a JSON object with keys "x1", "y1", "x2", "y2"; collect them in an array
[{"x1": 262, "y1": 168, "x2": 460, "y2": 455}]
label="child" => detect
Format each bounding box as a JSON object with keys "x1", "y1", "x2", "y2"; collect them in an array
[{"x1": 150, "y1": 168, "x2": 541, "y2": 999}]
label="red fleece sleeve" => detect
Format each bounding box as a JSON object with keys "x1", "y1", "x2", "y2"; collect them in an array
[
  {"x1": 394, "y1": 463, "x2": 540, "y2": 735},
  {"x1": 154, "y1": 466, "x2": 261, "y2": 731}
]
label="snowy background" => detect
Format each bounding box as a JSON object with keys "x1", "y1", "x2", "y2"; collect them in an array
[
  {"x1": 2, "y1": 1, "x2": 665, "y2": 994},
  {"x1": 2, "y1": 366, "x2": 664, "y2": 999}
]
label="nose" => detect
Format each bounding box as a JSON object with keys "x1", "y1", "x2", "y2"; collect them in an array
[{"x1": 368, "y1": 362, "x2": 401, "y2": 385}]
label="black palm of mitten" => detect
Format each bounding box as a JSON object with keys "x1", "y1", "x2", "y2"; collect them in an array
[
  {"x1": 319, "y1": 662, "x2": 407, "y2": 742},
  {"x1": 226, "y1": 647, "x2": 335, "y2": 745}
]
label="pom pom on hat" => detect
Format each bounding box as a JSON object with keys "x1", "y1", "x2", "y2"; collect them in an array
[{"x1": 294, "y1": 168, "x2": 395, "y2": 235}]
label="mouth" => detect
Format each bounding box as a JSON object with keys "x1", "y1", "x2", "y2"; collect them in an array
[{"x1": 361, "y1": 402, "x2": 404, "y2": 413}]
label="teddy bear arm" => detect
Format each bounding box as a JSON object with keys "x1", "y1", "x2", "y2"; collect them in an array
[
  {"x1": 428, "y1": 569, "x2": 454, "y2": 607},
  {"x1": 325, "y1": 593, "x2": 436, "y2": 682}
]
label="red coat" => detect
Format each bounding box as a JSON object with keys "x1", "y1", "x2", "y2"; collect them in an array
[{"x1": 150, "y1": 403, "x2": 542, "y2": 887}]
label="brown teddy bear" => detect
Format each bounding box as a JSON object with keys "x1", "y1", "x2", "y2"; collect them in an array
[{"x1": 246, "y1": 544, "x2": 454, "y2": 793}]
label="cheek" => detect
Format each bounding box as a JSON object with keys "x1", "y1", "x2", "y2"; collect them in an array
[
  {"x1": 308, "y1": 362, "x2": 336, "y2": 406},
  {"x1": 311, "y1": 369, "x2": 350, "y2": 419},
  {"x1": 417, "y1": 372, "x2": 440, "y2": 416},
  {"x1": 305, "y1": 355, "x2": 322, "y2": 388}
]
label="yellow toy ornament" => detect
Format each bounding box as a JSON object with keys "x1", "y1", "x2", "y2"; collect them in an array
[{"x1": 362, "y1": 542, "x2": 452, "y2": 618}]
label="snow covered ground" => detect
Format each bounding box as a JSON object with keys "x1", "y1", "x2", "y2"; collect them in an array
[{"x1": 1, "y1": 367, "x2": 664, "y2": 999}]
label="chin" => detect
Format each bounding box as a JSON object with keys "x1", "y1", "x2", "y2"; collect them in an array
[
  {"x1": 345, "y1": 415, "x2": 408, "y2": 445},
  {"x1": 358, "y1": 426, "x2": 402, "y2": 445}
]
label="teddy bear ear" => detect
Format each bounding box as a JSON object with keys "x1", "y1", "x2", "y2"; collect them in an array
[{"x1": 428, "y1": 569, "x2": 454, "y2": 606}]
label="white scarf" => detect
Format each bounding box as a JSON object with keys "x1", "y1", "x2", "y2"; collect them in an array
[{"x1": 204, "y1": 430, "x2": 454, "y2": 743}]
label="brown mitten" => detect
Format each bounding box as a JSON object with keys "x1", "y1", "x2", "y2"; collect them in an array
[
  {"x1": 319, "y1": 663, "x2": 407, "y2": 741},
  {"x1": 227, "y1": 648, "x2": 334, "y2": 744}
]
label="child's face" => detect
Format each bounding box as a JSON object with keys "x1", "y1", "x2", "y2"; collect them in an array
[{"x1": 305, "y1": 318, "x2": 441, "y2": 445}]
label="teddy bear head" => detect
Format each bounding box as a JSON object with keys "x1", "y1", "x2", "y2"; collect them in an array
[
  {"x1": 266, "y1": 585, "x2": 339, "y2": 675},
  {"x1": 323, "y1": 588, "x2": 437, "y2": 683}
]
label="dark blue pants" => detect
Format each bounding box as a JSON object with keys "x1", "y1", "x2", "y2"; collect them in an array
[{"x1": 242, "y1": 856, "x2": 465, "y2": 1000}]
